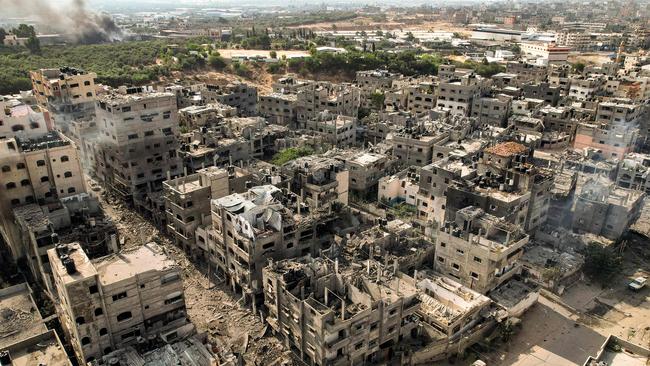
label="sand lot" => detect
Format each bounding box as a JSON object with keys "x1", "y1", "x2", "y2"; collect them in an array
[{"x1": 216, "y1": 49, "x2": 310, "y2": 60}]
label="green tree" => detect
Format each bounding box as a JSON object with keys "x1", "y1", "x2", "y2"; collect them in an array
[
  {"x1": 572, "y1": 62, "x2": 586, "y2": 73},
  {"x1": 0, "y1": 28, "x2": 6, "y2": 43},
  {"x1": 405, "y1": 32, "x2": 416, "y2": 43},
  {"x1": 267, "y1": 62, "x2": 283, "y2": 74},
  {"x1": 231, "y1": 62, "x2": 251, "y2": 77},
  {"x1": 269, "y1": 50, "x2": 277, "y2": 59},
  {"x1": 271, "y1": 147, "x2": 314, "y2": 165},
  {"x1": 582, "y1": 243, "x2": 622, "y2": 287},
  {"x1": 208, "y1": 54, "x2": 226, "y2": 69},
  {"x1": 25, "y1": 35, "x2": 41, "y2": 54},
  {"x1": 370, "y1": 91, "x2": 385, "y2": 110},
  {"x1": 12, "y1": 24, "x2": 36, "y2": 38}
]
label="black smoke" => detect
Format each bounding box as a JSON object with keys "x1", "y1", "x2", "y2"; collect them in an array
[{"x1": 4, "y1": 0, "x2": 123, "y2": 44}]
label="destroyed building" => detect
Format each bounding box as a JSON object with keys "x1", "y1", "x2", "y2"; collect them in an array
[
  {"x1": 519, "y1": 244, "x2": 584, "y2": 291},
  {"x1": 340, "y1": 150, "x2": 398, "y2": 196},
  {"x1": 435, "y1": 206, "x2": 529, "y2": 293},
  {"x1": 208, "y1": 185, "x2": 339, "y2": 307},
  {"x1": 616, "y1": 152, "x2": 650, "y2": 193},
  {"x1": 387, "y1": 114, "x2": 480, "y2": 167},
  {"x1": 340, "y1": 219, "x2": 434, "y2": 275},
  {"x1": 281, "y1": 155, "x2": 350, "y2": 212},
  {"x1": 418, "y1": 157, "x2": 478, "y2": 226},
  {"x1": 441, "y1": 142, "x2": 552, "y2": 232},
  {"x1": 263, "y1": 256, "x2": 420, "y2": 366},
  {"x1": 416, "y1": 274, "x2": 491, "y2": 339},
  {"x1": 259, "y1": 79, "x2": 360, "y2": 129},
  {"x1": 387, "y1": 126, "x2": 446, "y2": 167},
  {"x1": 471, "y1": 94, "x2": 512, "y2": 127},
  {"x1": 93, "y1": 88, "x2": 182, "y2": 226},
  {"x1": 356, "y1": 70, "x2": 403, "y2": 110},
  {"x1": 178, "y1": 103, "x2": 236, "y2": 129},
  {"x1": 0, "y1": 283, "x2": 71, "y2": 366},
  {"x1": 94, "y1": 335, "x2": 217, "y2": 366},
  {"x1": 258, "y1": 92, "x2": 298, "y2": 126},
  {"x1": 294, "y1": 82, "x2": 361, "y2": 124},
  {"x1": 300, "y1": 112, "x2": 357, "y2": 147},
  {"x1": 0, "y1": 94, "x2": 51, "y2": 140},
  {"x1": 9, "y1": 192, "x2": 118, "y2": 292},
  {"x1": 478, "y1": 142, "x2": 553, "y2": 232},
  {"x1": 30, "y1": 67, "x2": 97, "y2": 128},
  {"x1": 378, "y1": 166, "x2": 424, "y2": 215},
  {"x1": 574, "y1": 120, "x2": 639, "y2": 160},
  {"x1": 0, "y1": 131, "x2": 86, "y2": 262},
  {"x1": 402, "y1": 79, "x2": 438, "y2": 115},
  {"x1": 201, "y1": 82, "x2": 258, "y2": 116},
  {"x1": 47, "y1": 242, "x2": 190, "y2": 364},
  {"x1": 436, "y1": 73, "x2": 491, "y2": 117},
  {"x1": 179, "y1": 116, "x2": 289, "y2": 173},
  {"x1": 572, "y1": 176, "x2": 644, "y2": 240},
  {"x1": 163, "y1": 167, "x2": 230, "y2": 259}
]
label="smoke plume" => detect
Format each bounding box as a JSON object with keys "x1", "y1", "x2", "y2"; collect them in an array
[{"x1": 4, "y1": 0, "x2": 123, "y2": 44}]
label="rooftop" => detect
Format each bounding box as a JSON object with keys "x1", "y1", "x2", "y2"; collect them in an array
[
  {"x1": 0, "y1": 284, "x2": 46, "y2": 349},
  {"x1": 1, "y1": 330, "x2": 71, "y2": 366},
  {"x1": 350, "y1": 152, "x2": 385, "y2": 166},
  {"x1": 417, "y1": 276, "x2": 490, "y2": 325},
  {"x1": 97, "y1": 90, "x2": 175, "y2": 107},
  {"x1": 585, "y1": 335, "x2": 650, "y2": 366},
  {"x1": 15, "y1": 131, "x2": 70, "y2": 152},
  {"x1": 95, "y1": 243, "x2": 177, "y2": 286},
  {"x1": 489, "y1": 278, "x2": 539, "y2": 309},
  {"x1": 12, "y1": 204, "x2": 50, "y2": 230},
  {"x1": 48, "y1": 242, "x2": 98, "y2": 285},
  {"x1": 484, "y1": 141, "x2": 527, "y2": 158},
  {"x1": 102, "y1": 336, "x2": 216, "y2": 366}
]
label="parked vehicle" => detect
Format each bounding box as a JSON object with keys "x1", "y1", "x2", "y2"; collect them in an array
[{"x1": 628, "y1": 277, "x2": 647, "y2": 291}]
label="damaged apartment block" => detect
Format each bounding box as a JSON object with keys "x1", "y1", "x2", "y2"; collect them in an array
[
  {"x1": 435, "y1": 206, "x2": 529, "y2": 293},
  {"x1": 263, "y1": 256, "x2": 420, "y2": 366},
  {"x1": 207, "y1": 184, "x2": 341, "y2": 309},
  {"x1": 47, "y1": 242, "x2": 191, "y2": 364},
  {"x1": 93, "y1": 87, "x2": 182, "y2": 227}
]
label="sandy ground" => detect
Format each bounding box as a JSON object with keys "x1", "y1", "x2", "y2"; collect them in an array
[
  {"x1": 478, "y1": 296, "x2": 606, "y2": 366},
  {"x1": 291, "y1": 16, "x2": 471, "y2": 37},
  {"x1": 472, "y1": 237, "x2": 650, "y2": 366},
  {"x1": 568, "y1": 52, "x2": 614, "y2": 65}
]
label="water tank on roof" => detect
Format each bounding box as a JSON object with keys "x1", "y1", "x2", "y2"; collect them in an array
[
  {"x1": 0, "y1": 350, "x2": 11, "y2": 364},
  {"x1": 63, "y1": 257, "x2": 77, "y2": 275},
  {"x1": 55, "y1": 243, "x2": 68, "y2": 256}
]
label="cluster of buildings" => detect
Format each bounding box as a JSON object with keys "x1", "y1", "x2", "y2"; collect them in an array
[{"x1": 0, "y1": 34, "x2": 649, "y2": 364}]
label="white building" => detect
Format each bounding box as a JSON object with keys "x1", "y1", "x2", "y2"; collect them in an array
[{"x1": 519, "y1": 41, "x2": 570, "y2": 64}]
